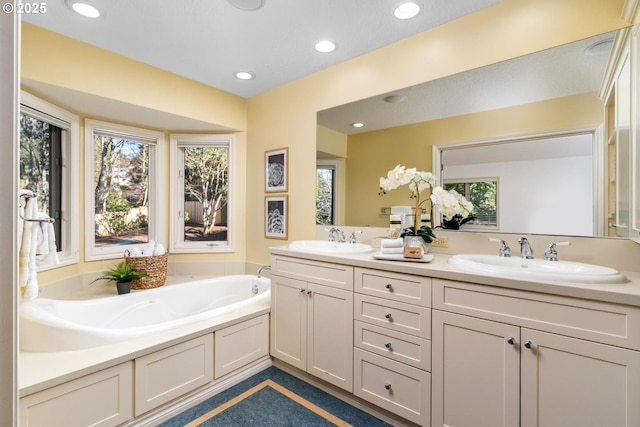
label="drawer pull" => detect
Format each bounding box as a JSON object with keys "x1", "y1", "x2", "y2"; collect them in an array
[
  {"x1": 524, "y1": 341, "x2": 533, "y2": 349},
  {"x1": 384, "y1": 383, "x2": 392, "y2": 391},
  {"x1": 385, "y1": 283, "x2": 393, "y2": 291},
  {"x1": 384, "y1": 313, "x2": 392, "y2": 320},
  {"x1": 506, "y1": 337, "x2": 515, "y2": 345},
  {"x1": 384, "y1": 342, "x2": 392, "y2": 350}
]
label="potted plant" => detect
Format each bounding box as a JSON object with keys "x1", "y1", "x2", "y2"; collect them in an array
[{"x1": 92, "y1": 261, "x2": 148, "y2": 295}]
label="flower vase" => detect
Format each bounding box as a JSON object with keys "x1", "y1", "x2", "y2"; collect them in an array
[{"x1": 403, "y1": 235, "x2": 425, "y2": 259}]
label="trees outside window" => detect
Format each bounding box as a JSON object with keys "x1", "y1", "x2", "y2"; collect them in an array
[{"x1": 170, "y1": 134, "x2": 234, "y2": 253}]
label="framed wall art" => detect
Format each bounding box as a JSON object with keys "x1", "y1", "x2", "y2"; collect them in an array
[
  {"x1": 265, "y1": 195, "x2": 288, "y2": 239},
  {"x1": 265, "y1": 147, "x2": 288, "y2": 192}
]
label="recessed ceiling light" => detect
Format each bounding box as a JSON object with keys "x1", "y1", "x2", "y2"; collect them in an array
[
  {"x1": 584, "y1": 38, "x2": 614, "y2": 56},
  {"x1": 235, "y1": 71, "x2": 255, "y2": 80},
  {"x1": 65, "y1": 0, "x2": 101, "y2": 18},
  {"x1": 394, "y1": 2, "x2": 421, "y2": 19},
  {"x1": 384, "y1": 94, "x2": 407, "y2": 103},
  {"x1": 315, "y1": 40, "x2": 336, "y2": 53},
  {"x1": 228, "y1": 0, "x2": 266, "y2": 11},
  {"x1": 351, "y1": 122, "x2": 364, "y2": 128}
]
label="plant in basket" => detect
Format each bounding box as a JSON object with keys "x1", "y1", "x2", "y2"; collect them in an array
[{"x1": 92, "y1": 261, "x2": 148, "y2": 295}]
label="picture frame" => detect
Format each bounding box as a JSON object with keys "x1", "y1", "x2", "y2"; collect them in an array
[
  {"x1": 265, "y1": 147, "x2": 288, "y2": 192},
  {"x1": 265, "y1": 195, "x2": 288, "y2": 239}
]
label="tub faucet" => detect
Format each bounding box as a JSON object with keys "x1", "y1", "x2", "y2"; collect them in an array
[
  {"x1": 327, "y1": 227, "x2": 346, "y2": 243},
  {"x1": 518, "y1": 237, "x2": 534, "y2": 259},
  {"x1": 257, "y1": 265, "x2": 271, "y2": 277}
]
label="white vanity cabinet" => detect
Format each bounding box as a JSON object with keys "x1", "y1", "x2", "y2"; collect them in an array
[
  {"x1": 432, "y1": 279, "x2": 640, "y2": 427},
  {"x1": 270, "y1": 255, "x2": 354, "y2": 392},
  {"x1": 353, "y1": 267, "x2": 432, "y2": 426}
]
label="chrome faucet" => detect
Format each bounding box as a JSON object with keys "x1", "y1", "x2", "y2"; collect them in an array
[
  {"x1": 489, "y1": 238, "x2": 511, "y2": 257},
  {"x1": 544, "y1": 242, "x2": 571, "y2": 261},
  {"x1": 518, "y1": 237, "x2": 534, "y2": 259},
  {"x1": 327, "y1": 227, "x2": 346, "y2": 243},
  {"x1": 257, "y1": 265, "x2": 271, "y2": 277},
  {"x1": 349, "y1": 230, "x2": 362, "y2": 244}
]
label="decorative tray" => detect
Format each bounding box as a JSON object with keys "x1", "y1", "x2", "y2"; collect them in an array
[{"x1": 372, "y1": 253, "x2": 434, "y2": 263}]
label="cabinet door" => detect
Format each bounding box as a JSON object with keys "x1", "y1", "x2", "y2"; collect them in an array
[
  {"x1": 270, "y1": 275, "x2": 307, "y2": 370},
  {"x1": 521, "y1": 329, "x2": 640, "y2": 427},
  {"x1": 432, "y1": 310, "x2": 520, "y2": 427},
  {"x1": 307, "y1": 282, "x2": 354, "y2": 392}
]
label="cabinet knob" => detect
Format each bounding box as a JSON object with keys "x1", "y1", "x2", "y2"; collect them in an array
[
  {"x1": 384, "y1": 342, "x2": 392, "y2": 349},
  {"x1": 524, "y1": 341, "x2": 533, "y2": 349},
  {"x1": 385, "y1": 283, "x2": 393, "y2": 291},
  {"x1": 306, "y1": 290, "x2": 312, "y2": 295},
  {"x1": 384, "y1": 383, "x2": 392, "y2": 391},
  {"x1": 299, "y1": 288, "x2": 305, "y2": 293},
  {"x1": 506, "y1": 337, "x2": 515, "y2": 345},
  {"x1": 384, "y1": 313, "x2": 392, "y2": 320}
]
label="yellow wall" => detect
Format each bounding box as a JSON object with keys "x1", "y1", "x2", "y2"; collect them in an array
[
  {"x1": 345, "y1": 92, "x2": 604, "y2": 226},
  {"x1": 246, "y1": 0, "x2": 628, "y2": 263},
  {"x1": 20, "y1": 23, "x2": 249, "y2": 282},
  {"x1": 20, "y1": 0, "x2": 630, "y2": 275}
]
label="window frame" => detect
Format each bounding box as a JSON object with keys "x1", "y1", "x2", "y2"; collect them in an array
[
  {"x1": 169, "y1": 133, "x2": 235, "y2": 253},
  {"x1": 316, "y1": 160, "x2": 339, "y2": 226},
  {"x1": 20, "y1": 91, "x2": 80, "y2": 269},
  {"x1": 84, "y1": 119, "x2": 165, "y2": 261}
]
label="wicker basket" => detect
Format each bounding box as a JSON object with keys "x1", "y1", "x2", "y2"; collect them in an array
[{"x1": 124, "y1": 252, "x2": 168, "y2": 290}]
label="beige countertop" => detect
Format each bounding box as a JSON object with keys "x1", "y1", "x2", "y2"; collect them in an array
[{"x1": 269, "y1": 246, "x2": 640, "y2": 307}]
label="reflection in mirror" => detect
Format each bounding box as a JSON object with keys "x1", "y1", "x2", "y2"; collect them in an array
[{"x1": 317, "y1": 30, "x2": 635, "y2": 238}]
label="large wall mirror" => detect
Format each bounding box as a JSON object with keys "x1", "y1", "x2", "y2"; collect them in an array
[{"x1": 317, "y1": 29, "x2": 637, "y2": 239}]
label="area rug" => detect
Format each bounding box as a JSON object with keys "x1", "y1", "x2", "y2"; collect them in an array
[{"x1": 158, "y1": 366, "x2": 391, "y2": 426}]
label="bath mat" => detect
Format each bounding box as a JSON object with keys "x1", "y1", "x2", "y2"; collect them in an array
[{"x1": 158, "y1": 367, "x2": 391, "y2": 427}]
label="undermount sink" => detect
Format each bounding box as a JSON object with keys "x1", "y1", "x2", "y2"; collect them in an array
[
  {"x1": 288, "y1": 240, "x2": 375, "y2": 255},
  {"x1": 448, "y1": 254, "x2": 627, "y2": 284}
]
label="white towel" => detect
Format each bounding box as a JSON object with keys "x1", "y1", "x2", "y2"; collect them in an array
[
  {"x1": 380, "y1": 238, "x2": 403, "y2": 249},
  {"x1": 380, "y1": 247, "x2": 404, "y2": 255},
  {"x1": 19, "y1": 196, "x2": 39, "y2": 300},
  {"x1": 35, "y1": 212, "x2": 59, "y2": 267}
]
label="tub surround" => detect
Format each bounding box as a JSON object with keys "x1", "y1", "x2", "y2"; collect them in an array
[{"x1": 19, "y1": 275, "x2": 270, "y2": 396}]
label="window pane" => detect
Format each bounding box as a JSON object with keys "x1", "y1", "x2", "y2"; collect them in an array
[
  {"x1": 316, "y1": 167, "x2": 335, "y2": 225},
  {"x1": 94, "y1": 135, "x2": 149, "y2": 246},
  {"x1": 19, "y1": 113, "x2": 63, "y2": 249},
  {"x1": 183, "y1": 146, "x2": 228, "y2": 242}
]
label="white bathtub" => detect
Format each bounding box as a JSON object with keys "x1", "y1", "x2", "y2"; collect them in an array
[{"x1": 20, "y1": 275, "x2": 270, "y2": 352}]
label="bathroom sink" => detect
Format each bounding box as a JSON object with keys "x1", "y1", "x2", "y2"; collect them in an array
[
  {"x1": 288, "y1": 240, "x2": 375, "y2": 254},
  {"x1": 448, "y1": 254, "x2": 627, "y2": 284}
]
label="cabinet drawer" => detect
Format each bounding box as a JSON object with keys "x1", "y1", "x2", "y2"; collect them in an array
[
  {"x1": 355, "y1": 293, "x2": 431, "y2": 339},
  {"x1": 20, "y1": 362, "x2": 133, "y2": 427},
  {"x1": 354, "y1": 348, "x2": 430, "y2": 426},
  {"x1": 355, "y1": 320, "x2": 431, "y2": 371},
  {"x1": 271, "y1": 255, "x2": 353, "y2": 290},
  {"x1": 355, "y1": 267, "x2": 431, "y2": 307},
  {"x1": 135, "y1": 334, "x2": 213, "y2": 416},
  {"x1": 433, "y1": 279, "x2": 640, "y2": 350},
  {"x1": 215, "y1": 314, "x2": 269, "y2": 379}
]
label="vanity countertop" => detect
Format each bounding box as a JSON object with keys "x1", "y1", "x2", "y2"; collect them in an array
[{"x1": 269, "y1": 246, "x2": 640, "y2": 307}]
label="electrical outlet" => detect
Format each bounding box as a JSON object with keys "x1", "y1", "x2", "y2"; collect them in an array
[{"x1": 430, "y1": 236, "x2": 449, "y2": 248}]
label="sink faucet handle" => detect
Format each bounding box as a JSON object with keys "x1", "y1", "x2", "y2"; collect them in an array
[
  {"x1": 349, "y1": 230, "x2": 363, "y2": 244},
  {"x1": 544, "y1": 241, "x2": 571, "y2": 261},
  {"x1": 489, "y1": 238, "x2": 511, "y2": 257}
]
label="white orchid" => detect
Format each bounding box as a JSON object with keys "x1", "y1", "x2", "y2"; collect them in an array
[{"x1": 430, "y1": 187, "x2": 474, "y2": 220}]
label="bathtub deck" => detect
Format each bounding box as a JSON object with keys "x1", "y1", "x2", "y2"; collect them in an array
[{"x1": 19, "y1": 276, "x2": 270, "y2": 396}]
